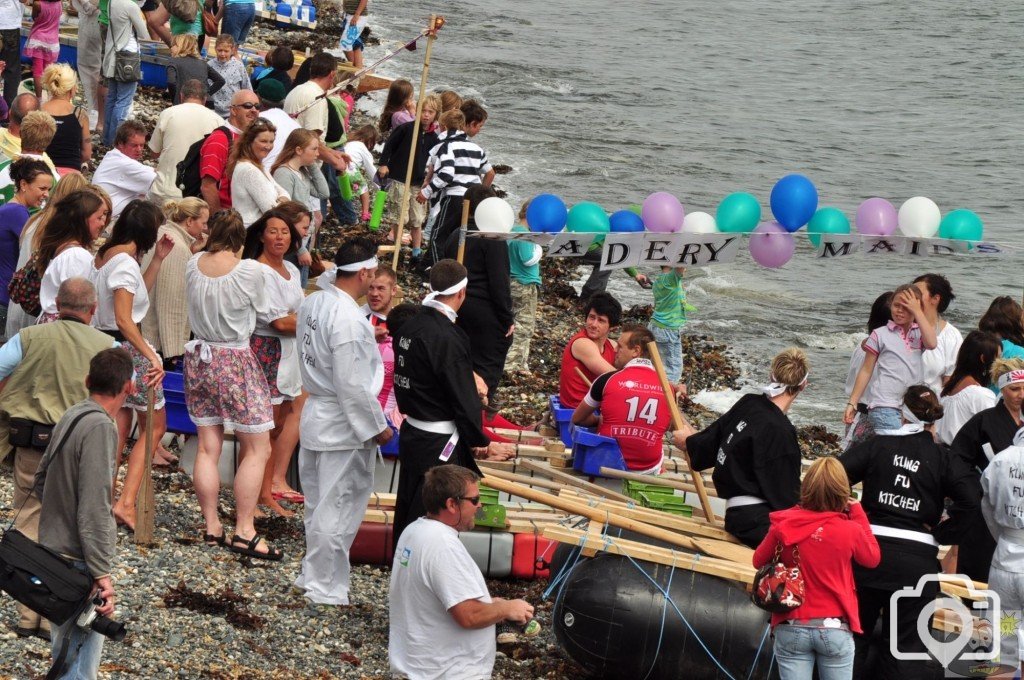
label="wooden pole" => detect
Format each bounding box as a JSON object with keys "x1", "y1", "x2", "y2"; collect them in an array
[
  {"x1": 455, "y1": 199, "x2": 471, "y2": 263},
  {"x1": 134, "y1": 388, "x2": 156, "y2": 544},
  {"x1": 573, "y1": 366, "x2": 592, "y2": 387},
  {"x1": 391, "y1": 14, "x2": 442, "y2": 272},
  {"x1": 646, "y1": 341, "x2": 717, "y2": 523}
]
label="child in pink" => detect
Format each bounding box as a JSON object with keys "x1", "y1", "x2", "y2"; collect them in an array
[{"x1": 24, "y1": 0, "x2": 62, "y2": 98}]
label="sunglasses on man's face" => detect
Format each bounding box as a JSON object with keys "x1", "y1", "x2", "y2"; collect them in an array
[
  {"x1": 456, "y1": 495, "x2": 481, "y2": 507},
  {"x1": 231, "y1": 102, "x2": 258, "y2": 110}
]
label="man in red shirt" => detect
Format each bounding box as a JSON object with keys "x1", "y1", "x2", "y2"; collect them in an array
[
  {"x1": 199, "y1": 89, "x2": 260, "y2": 211},
  {"x1": 557, "y1": 292, "x2": 621, "y2": 409},
  {"x1": 571, "y1": 324, "x2": 671, "y2": 473}
]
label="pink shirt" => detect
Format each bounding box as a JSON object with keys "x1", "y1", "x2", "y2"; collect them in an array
[{"x1": 391, "y1": 109, "x2": 415, "y2": 129}]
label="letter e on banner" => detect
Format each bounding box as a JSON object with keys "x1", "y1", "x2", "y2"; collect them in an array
[
  {"x1": 816, "y1": 234, "x2": 859, "y2": 259},
  {"x1": 547, "y1": 233, "x2": 596, "y2": 258},
  {"x1": 600, "y1": 233, "x2": 644, "y2": 270}
]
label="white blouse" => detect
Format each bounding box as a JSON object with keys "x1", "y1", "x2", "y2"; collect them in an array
[
  {"x1": 230, "y1": 161, "x2": 289, "y2": 227},
  {"x1": 936, "y1": 384, "x2": 998, "y2": 446},
  {"x1": 39, "y1": 246, "x2": 93, "y2": 315},
  {"x1": 185, "y1": 255, "x2": 268, "y2": 344},
  {"x1": 89, "y1": 252, "x2": 149, "y2": 330},
  {"x1": 254, "y1": 261, "x2": 303, "y2": 337}
]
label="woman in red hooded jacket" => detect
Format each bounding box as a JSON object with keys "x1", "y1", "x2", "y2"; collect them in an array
[{"x1": 753, "y1": 456, "x2": 881, "y2": 680}]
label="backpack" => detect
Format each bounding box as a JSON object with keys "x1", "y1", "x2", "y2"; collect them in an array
[
  {"x1": 176, "y1": 126, "x2": 231, "y2": 198},
  {"x1": 164, "y1": 0, "x2": 199, "y2": 25},
  {"x1": 324, "y1": 95, "x2": 350, "y2": 149},
  {"x1": 8, "y1": 252, "x2": 44, "y2": 318}
]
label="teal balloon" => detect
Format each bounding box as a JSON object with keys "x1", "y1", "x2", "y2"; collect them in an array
[
  {"x1": 807, "y1": 207, "x2": 851, "y2": 247},
  {"x1": 938, "y1": 209, "x2": 983, "y2": 242},
  {"x1": 716, "y1": 192, "x2": 761, "y2": 233},
  {"x1": 567, "y1": 202, "x2": 610, "y2": 244}
]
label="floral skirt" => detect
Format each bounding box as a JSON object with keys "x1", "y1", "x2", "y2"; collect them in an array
[
  {"x1": 183, "y1": 342, "x2": 274, "y2": 433},
  {"x1": 36, "y1": 311, "x2": 59, "y2": 324},
  {"x1": 124, "y1": 341, "x2": 166, "y2": 412},
  {"x1": 250, "y1": 334, "x2": 284, "y2": 405}
]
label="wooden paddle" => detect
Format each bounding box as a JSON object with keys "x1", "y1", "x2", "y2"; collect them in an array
[
  {"x1": 574, "y1": 366, "x2": 592, "y2": 387},
  {"x1": 456, "y1": 199, "x2": 471, "y2": 264},
  {"x1": 134, "y1": 388, "x2": 156, "y2": 544}
]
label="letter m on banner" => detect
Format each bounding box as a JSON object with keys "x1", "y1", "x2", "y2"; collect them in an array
[{"x1": 816, "y1": 234, "x2": 859, "y2": 259}]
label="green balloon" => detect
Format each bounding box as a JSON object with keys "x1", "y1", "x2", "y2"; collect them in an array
[
  {"x1": 627, "y1": 204, "x2": 643, "y2": 216},
  {"x1": 716, "y1": 192, "x2": 761, "y2": 233},
  {"x1": 938, "y1": 209, "x2": 983, "y2": 242},
  {"x1": 806, "y1": 207, "x2": 851, "y2": 247},
  {"x1": 567, "y1": 202, "x2": 610, "y2": 245}
]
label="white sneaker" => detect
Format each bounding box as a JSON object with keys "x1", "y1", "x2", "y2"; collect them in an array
[{"x1": 88, "y1": 110, "x2": 99, "y2": 130}]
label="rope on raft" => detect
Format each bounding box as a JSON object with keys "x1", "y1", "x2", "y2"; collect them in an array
[{"x1": 543, "y1": 520, "x2": 773, "y2": 680}]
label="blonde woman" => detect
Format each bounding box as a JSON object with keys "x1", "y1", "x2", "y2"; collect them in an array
[
  {"x1": 167, "y1": 33, "x2": 224, "y2": 106},
  {"x1": 754, "y1": 458, "x2": 879, "y2": 680},
  {"x1": 40, "y1": 64, "x2": 92, "y2": 175},
  {"x1": 228, "y1": 118, "x2": 289, "y2": 226},
  {"x1": 141, "y1": 197, "x2": 210, "y2": 367},
  {"x1": 676, "y1": 348, "x2": 809, "y2": 548}
]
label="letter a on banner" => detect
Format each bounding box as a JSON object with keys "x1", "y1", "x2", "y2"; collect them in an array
[
  {"x1": 547, "y1": 233, "x2": 596, "y2": 257},
  {"x1": 600, "y1": 233, "x2": 645, "y2": 270}
]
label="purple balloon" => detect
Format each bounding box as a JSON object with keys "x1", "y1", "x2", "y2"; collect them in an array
[
  {"x1": 748, "y1": 221, "x2": 795, "y2": 268},
  {"x1": 856, "y1": 197, "x2": 898, "y2": 236},
  {"x1": 641, "y1": 192, "x2": 685, "y2": 233}
]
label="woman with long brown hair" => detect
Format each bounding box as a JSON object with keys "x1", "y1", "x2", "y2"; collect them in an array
[{"x1": 228, "y1": 117, "x2": 289, "y2": 226}]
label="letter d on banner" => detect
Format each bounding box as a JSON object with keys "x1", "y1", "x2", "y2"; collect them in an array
[{"x1": 600, "y1": 233, "x2": 644, "y2": 271}]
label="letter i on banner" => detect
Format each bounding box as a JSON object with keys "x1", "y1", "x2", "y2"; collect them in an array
[{"x1": 600, "y1": 233, "x2": 645, "y2": 270}]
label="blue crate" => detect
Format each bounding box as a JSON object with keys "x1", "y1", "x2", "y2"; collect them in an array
[
  {"x1": 571, "y1": 427, "x2": 627, "y2": 477},
  {"x1": 163, "y1": 371, "x2": 196, "y2": 436},
  {"x1": 549, "y1": 395, "x2": 575, "y2": 448}
]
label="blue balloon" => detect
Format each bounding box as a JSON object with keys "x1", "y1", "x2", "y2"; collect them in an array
[
  {"x1": 769, "y1": 174, "x2": 818, "y2": 232},
  {"x1": 526, "y1": 194, "x2": 568, "y2": 233},
  {"x1": 609, "y1": 210, "x2": 645, "y2": 233}
]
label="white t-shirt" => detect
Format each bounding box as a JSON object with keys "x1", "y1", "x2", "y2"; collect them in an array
[
  {"x1": 230, "y1": 161, "x2": 289, "y2": 227},
  {"x1": 921, "y1": 321, "x2": 964, "y2": 395},
  {"x1": 845, "y1": 341, "x2": 867, "y2": 397},
  {"x1": 92, "y1": 149, "x2": 158, "y2": 222},
  {"x1": 0, "y1": 0, "x2": 23, "y2": 30},
  {"x1": 259, "y1": 108, "x2": 301, "y2": 173},
  {"x1": 148, "y1": 102, "x2": 224, "y2": 206},
  {"x1": 89, "y1": 252, "x2": 149, "y2": 329},
  {"x1": 389, "y1": 517, "x2": 496, "y2": 680},
  {"x1": 185, "y1": 255, "x2": 268, "y2": 343},
  {"x1": 936, "y1": 384, "x2": 998, "y2": 446},
  {"x1": 283, "y1": 81, "x2": 328, "y2": 141},
  {"x1": 39, "y1": 246, "x2": 94, "y2": 315},
  {"x1": 342, "y1": 140, "x2": 376, "y2": 195},
  {"x1": 254, "y1": 261, "x2": 303, "y2": 337},
  {"x1": 863, "y1": 321, "x2": 924, "y2": 409}
]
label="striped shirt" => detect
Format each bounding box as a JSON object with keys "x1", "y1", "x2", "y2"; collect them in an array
[
  {"x1": 651, "y1": 269, "x2": 688, "y2": 329},
  {"x1": 421, "y1": 132, "x2": 492, "y2": 201}
]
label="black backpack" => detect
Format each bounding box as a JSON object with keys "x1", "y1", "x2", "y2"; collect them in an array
[{"x1": 176, "y1": 126, "x2": 231, "y2": 198}]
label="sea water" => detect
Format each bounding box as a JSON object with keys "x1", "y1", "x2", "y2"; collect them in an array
[{"x1": 369, "y1": 0, "x2": 1024, "y2": 429}]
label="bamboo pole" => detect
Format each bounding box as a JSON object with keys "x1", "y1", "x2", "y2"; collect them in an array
[
  {"x1": 573, "y1": 366, "x2": 592, "y2": 387},
  {"x1": 391, "y1": 14, "x2": 442, "y2": 271},
  {"x1": 518, "y1": 459, "x2": 632, "y2": 503},
  {"x1": 456, "y1": 199, "x2": 471, "y2": 263},
  {"x1": 647, "y1": 341, "x2": 717, "y2": 523},
  {"x1": 134, "y1": 388, "x2": 156, "y2": 544}
]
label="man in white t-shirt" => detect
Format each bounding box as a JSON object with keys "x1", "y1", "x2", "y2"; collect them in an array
[
  {"x1": 389, "y1": 465, "x2": 534, "y2": 680},
  {"x1": 148, "y1": 79, "x2": 223, "y2": 207},
  {"x1": 93, "y1": 120, "x2": 157, "y2": 222}
]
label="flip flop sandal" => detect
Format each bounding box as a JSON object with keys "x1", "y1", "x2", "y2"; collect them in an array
[
  {"x1": 272, "y1": 490, "x2": 305, "y2": 504},
  {"x1": 228, "y1": 534, "x2": 284, "y2": 562},
  {"x1": 203, "y1": 530, "x2": 227, "y2": 547}
]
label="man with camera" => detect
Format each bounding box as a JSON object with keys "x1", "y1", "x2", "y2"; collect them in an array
[
  {"x1": 33, "y1": 347, "x2": 133, "y2": 678},
  {"x1": 0, "y1": 278, "x2": 116, "y2": 640}
]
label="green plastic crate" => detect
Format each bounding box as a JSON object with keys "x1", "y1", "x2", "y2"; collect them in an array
[
  {"x1": 622, "y1": 479, "x2": 677, "y2": 501},
  {"x1": 479, "y1": 485, "x2": 500, "y2": 505},
  {"x1": 638, "y1": 492, "x2": 693, "y2": 517}
]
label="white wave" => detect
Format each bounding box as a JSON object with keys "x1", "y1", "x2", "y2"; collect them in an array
[
  {"x1": 692, "y1": 388, "x2": 751, "y2": 414},
  {"x1": 529, "y1": 81, "x2": 575, "y2": 95},
  {"x1": 801, "y1": 331, "x2": 866, "y2": 351}
]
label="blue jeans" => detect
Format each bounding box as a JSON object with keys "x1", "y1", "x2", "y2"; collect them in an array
[
  {"x1": 102, "y1": 78, "x2": 138, "y2": 147},
  {"x1": 774, "y1": 624, "x2": 854, "y2": 680},
  {"x1": 50, "y1": 561, "x2": 104, "y2": 679},
  {"x1": 649, "y1": 323, "x2": 683, "y2": 383},
  {"x1": 321, "y1": 163, "x2": 359, "y2": 226},
  {"x1": 867, "y1": 406, "x2": 902, "y2": 433},
  {"x1": 221, "y1": 2, "x2": 255, "y2": 44}
]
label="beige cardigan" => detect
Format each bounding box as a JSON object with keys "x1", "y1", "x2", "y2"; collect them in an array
[{"x1": 141, "y1": 223, "x2": 195, "y2": 359}]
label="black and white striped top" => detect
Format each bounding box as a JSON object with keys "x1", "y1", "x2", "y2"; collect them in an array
[{"x1": 422, "y1": 132, "x2": 492, "y2": 201}]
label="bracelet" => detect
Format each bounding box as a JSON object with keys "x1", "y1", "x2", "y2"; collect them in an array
[{"x1": 846, "y1": 402, "x2": 856, "y2": 408}]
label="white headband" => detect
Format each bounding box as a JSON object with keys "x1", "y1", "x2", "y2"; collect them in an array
[
  {"x1": 423, "y1": 277, "x2": 468, "y2": 305},
  {"x1": 335, "y1": 256, "x2": 379, "y2": 272},
  {"x1": 998, "y1": 369, "x2": 1024, "y2": 391},
  {"x1": 902, "y1": 404, "x2": 924, "y2": 425},
  {"x1": 762, "y1": 372, "x2": 808, "y2": 398},
  {"x1": 1014, "y1": 426, "x2": 1024, "y2": 447}
]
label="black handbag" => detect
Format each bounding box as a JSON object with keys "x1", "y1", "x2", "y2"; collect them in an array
[
  {"x1": 0, "y1": 411, "x2": 94, "y2": 624},
  {"x1": 114, "y1": 49, "x2": 141, "y2": 82}
]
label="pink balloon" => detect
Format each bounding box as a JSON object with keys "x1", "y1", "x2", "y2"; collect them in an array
[
  {"x1": 748, "y1": 221, "x2": 795, "y2": 268},
  {"x1": 856, "y1": 197, "x2": 898, "y2": 236},
  {"x1": 641, "y1": 192, "x2": 684, "y2": 233}
]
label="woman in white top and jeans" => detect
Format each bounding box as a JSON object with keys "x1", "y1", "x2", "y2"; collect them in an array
[
  {"x1": 936, "y1": 331, "x2": 1000, "y2": 446},
  {"x1": 184, "y1": 209, "x2": 281, "y2": 560},
  {"x1": 229, "y1": 118, "x2": 289, "y2": 226},
  {"x1": 36, "y1": 189, "x2": 111, "y2": 323},
  {"x1": 89, "y1": 199, "x2": 174, "y2": 530}
]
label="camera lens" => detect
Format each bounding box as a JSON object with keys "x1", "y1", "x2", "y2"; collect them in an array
[{"x1": 90, "y1": 615, "x2": 126, "y2": 642}]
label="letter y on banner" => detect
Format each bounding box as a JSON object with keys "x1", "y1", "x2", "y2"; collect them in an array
[
  {"x1": 547, "y1": 233, "x2": 596, "y2": 257},
  {"x1": 599, "y1": 233, "x2": 645, "y2": 270}
]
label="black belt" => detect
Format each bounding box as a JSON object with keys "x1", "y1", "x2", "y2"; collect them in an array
[{"x1": 101, "y1": 328, "x2": 128, "y2": 342}]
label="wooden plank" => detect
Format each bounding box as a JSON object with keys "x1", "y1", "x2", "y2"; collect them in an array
[
  {"x1": 482, "y1": 467, "x2": 566, "y2": 492},
  {"x1": 543, "y1": 526, "x2": 755, "y2": 584},
  {"x1": 519, "y1": 459, "x2": 632, "y2": 503}
]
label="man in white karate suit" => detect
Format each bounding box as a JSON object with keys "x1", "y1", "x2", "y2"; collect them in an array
[{"x1": 294, "y1": 237, "x2": 393, "y2": 604}]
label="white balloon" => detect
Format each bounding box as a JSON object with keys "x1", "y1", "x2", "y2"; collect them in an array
[
  {"x1": 474, "y1": 197, "x2": 515, "y2": 233},
  {"x1": 681, "y1": 211, "x2": 718, "y2": 234},
  {"x1": 898, "y1": 196, "x2": 941, "y2": 238}
]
